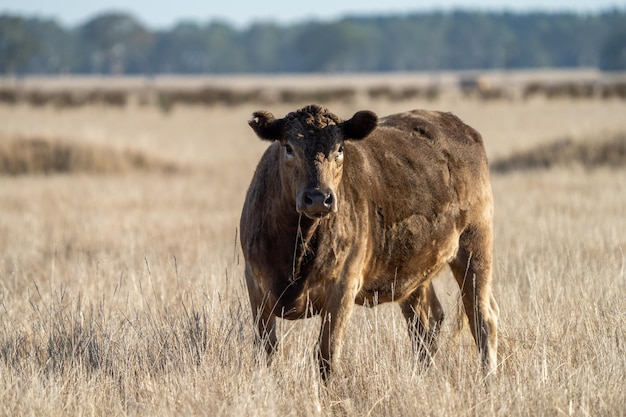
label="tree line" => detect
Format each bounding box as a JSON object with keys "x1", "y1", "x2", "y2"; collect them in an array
[{"x1": 1, "y1": 10, "x2": 626, "y2": 75}]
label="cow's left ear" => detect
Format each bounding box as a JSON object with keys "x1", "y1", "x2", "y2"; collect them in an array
[
  {"x1": 341, "y1": 110, "x2": 377, "y2": 140},
  {"x1": 249, "y1": 110, "x2": 284, "y2": 141}
]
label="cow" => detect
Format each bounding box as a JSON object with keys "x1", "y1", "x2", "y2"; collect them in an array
[{"x1": 240, "y1": 104, "x2": 498, "y2": 379}]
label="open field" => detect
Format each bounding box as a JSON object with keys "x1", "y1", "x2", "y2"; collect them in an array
[{"x1": 0, "y1": 72, "x2": 625, "y2": 416}]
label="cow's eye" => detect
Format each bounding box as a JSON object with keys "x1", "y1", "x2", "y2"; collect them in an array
[
  {"x1": 284, "y1": 144, "x2": 294, "y2": 157},
  {"x1": 335, "y1": 144, "x2": 344, "y2": 161}
]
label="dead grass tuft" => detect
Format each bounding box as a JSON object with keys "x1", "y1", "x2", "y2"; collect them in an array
[
  {"x1": 491, "y1": 132, "x2": 626, "y2": 173},
  {"x1": 0, "y1": 136, "x2": 180, "y2": 175}
]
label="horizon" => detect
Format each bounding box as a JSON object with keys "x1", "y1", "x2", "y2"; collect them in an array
[{"x1": 1, "y1": 0, "x2": 625, "y2": 29}]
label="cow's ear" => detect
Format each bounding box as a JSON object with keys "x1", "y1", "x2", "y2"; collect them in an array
[
  {"x1": 249, "y1": 110, "x2": 284, "y2": 141},
  {"x1": 342, "y1": 110, "x2": 377, "y2": 140}
]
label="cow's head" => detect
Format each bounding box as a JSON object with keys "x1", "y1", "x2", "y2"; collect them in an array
[{"x1": 249, "y1": 105, "x2": 377, "y2": 219}]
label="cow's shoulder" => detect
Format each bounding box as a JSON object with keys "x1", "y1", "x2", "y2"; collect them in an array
[{"x1": 240, "y1": 143, "x2": 282, "y2": 248}]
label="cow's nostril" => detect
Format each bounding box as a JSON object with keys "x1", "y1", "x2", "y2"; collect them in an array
[
  {"x1": 324, "y1": 193, "x2": 333, "y2": 208},
  {"x1": 298, "y1": 189, "x2": 335, "y2": 216}
]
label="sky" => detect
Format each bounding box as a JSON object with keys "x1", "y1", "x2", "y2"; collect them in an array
[{"x1": 0, "y1": 0, "x2": 624, "y2": 29}]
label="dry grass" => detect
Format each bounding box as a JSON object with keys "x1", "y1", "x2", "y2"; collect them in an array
[
  {"x1": 0, "y1": 72, "x2": 625, "y2": 416},
  {"x1": 491, "y1": 132, "x2": 626, "y2": 173},
  {"x1": 0, "y1": 136, "x2": 180, "y2": 175}
]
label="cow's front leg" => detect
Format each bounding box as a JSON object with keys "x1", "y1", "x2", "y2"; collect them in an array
[
  {"x1": 245, "y1": 266, "x2": 277, "y2": 359},
  {"x1": 253, "y1": 305, "x2": 277, "y2": 358},
  {"x1": 317, "y1": 278, "x2": 359, "y2": 380}
]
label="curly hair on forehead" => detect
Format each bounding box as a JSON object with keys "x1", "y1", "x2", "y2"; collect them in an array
[{"x1": 285, "y1": 104, "x2": 343, "y2": 129}]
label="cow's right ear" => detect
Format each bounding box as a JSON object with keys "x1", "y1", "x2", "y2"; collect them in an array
[{"x1": 249, "y1": 110, "x2": 284, "y2": 141}]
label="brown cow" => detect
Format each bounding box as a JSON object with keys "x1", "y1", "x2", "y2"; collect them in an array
[{"x1": 240, "y1": 104, "x2": 498, "y2": 378}]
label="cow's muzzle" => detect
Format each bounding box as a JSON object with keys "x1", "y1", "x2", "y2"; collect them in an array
[{"x1": 296, "y1": 188, "x2": 337, "y2": 219}]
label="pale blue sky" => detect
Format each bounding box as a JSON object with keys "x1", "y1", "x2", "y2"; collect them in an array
[{"x1": 0, "y1": 0, "x2": 624, "y2": 28}]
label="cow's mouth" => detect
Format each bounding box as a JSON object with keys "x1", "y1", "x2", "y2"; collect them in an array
[{"x1": 302, "y1": 211, "x2": 332, "y2": 220}]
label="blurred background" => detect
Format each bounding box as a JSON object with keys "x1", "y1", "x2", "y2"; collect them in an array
[{"x1": 1, "y1": 0, "x2": 625, "y2": 75}]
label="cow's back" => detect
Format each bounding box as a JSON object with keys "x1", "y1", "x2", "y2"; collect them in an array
[
  {"x1": 341, "y1": 110, "x2": 492, "y2": 301},
  {"x1": 344, "y1": 110, "x2": 490, "y2": 223}
]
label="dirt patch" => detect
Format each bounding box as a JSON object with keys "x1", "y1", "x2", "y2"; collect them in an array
[
  {"x1": 0, "y1": 136, "x2": 180, "y2": 175},
  {"x1": 490, "y1": 133, "x2": 626, "y2": 173}
]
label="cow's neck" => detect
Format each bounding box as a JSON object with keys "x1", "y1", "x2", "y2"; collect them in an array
[
  {"x1": 293, "y1": 213, "x2": 320, "y2": 277},
  {"x1": 273, "y1": 196, "x2": 322, "y2": 281}
]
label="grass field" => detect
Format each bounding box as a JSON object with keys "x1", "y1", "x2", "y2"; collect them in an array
[{"x1": 0, "y1": 72, "x2": 625, "y2": 416}]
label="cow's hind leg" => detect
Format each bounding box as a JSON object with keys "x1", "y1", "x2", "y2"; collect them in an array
[
  {"x1": 449, "y1": 223, "x2": 499, "y2": 375},
  {"x1": 400, "y1": 281, "x2": 445, "y2": 365}
]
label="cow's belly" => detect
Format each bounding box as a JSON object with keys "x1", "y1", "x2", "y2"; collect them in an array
[{"x1": 356, "y1": 219, "x2": 461, "y2": 305}]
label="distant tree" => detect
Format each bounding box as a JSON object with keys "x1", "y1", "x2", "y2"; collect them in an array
[
  {"x1": 78, "y1": 13, "x2": 154, "y2": 74},
  {"x1": 149, "y1": 20, "x2": 251, "y2": 73},
  {"x1": 375, "y1": 16, "x2": 435, "y2": 71},
  {"x1": 151, "y1": 22, "x2": 212, "y2": 73},
  {"x1": 204, "y1": 21, "x2": 247, "y2": 72},
  {"x1": 600, "y1": 30, "x2": 626, "y2": 71},
  {"x1": 23, "y1": 18, "x2": 76, "y2": 73},
  {"x1": 290, "y1": 21, "x2": 369, "y2": 72},
  {"x1": 242, "y1": 23, "x2": 284, "y2": 72},
  {"x1": 0, "y1": 15, "x2": 39, "y2": 74}
]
